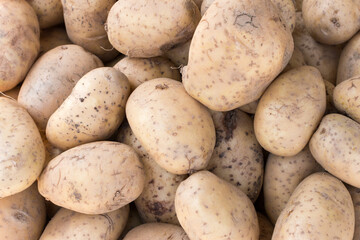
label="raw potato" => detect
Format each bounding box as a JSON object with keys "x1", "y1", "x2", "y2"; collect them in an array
[
  {"x1": 310, "y1": 114, "x2": 360, "y2": 188},
  {"x1": 0, "y1": 98, "x2": 45, "y2": 198},
  {"x1": 39, "y1": 27, "x2": 72, "y2": 55},
  {"x1": 18, "y1": 44, "x2": 103, "y2": 130},
  {"x1": 258, "y1": 212, "x2": 274, "y2": 240},
  {"x1": 123, "y1": 223, "x2": 189, "y2": 240},
  {"x1": 28, "y1": 0, "x2": 63, "y2": 29},
  {"x1": 46, "y1": 67, "x2": 130, "y2": 150},
  {"x1": 283, "y1": 46, "x2": 306, "y2": 72},
  {"x1": 302, "y1": 0, "x2": 360, "y2": 45},
  {"x1": 239, "y1": 100, "x2": 258, "y2": 114},
  {"x1": 114, "y1": 57, "x2": 181, "y2": 91},
  {"x1": 264, "y1": 146, "x2": 323, "y2": 224},
  {"x1": 272, "y1": 172, "x2": 355, "y2": 240},
  {"x1": 270, "y1": 0, "x2": 296, "y2": 32},
  {"x1": 40, "y1": 206, "x2": 129, "y2": 240},
  {"x1": 183, "y1": 0, "x2": 294, "y2": 111},
  {"x1": 347, "y1": 185, "x2": 360, "y2": 240},
  {"x1": 38, "y1": 141, "x2": 145, "y2": 214},
  {"x1": 126, "y1": 78, "x2": 215, "y2": 175},
  {"x1": 107, "y1": 0, "x2": 201, "y2": 58},
  {"x1": 0, "y1": 0, "x2": 40, "y2": 92},
  {"x1": 207, "y1": 109, "x2": 264, "y2": 202},
  {"x1": 175, "y1": 171, "x2": 259, "y2": 240},
  {"x1": 61, "y1": 0, "x2": 118, "y2": 61},
  {"x1": 254, "y1": 66, "x2": 326, "y2": 156}
]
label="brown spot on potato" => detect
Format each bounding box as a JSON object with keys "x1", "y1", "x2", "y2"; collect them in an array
[
  {"x1": 223, "y1": 110, "x2": 237, "y2": 140},
  {"x1": 146, "y1": 201, "x2": 169, "y2": 216},
  {"x1": 234, "y1": 13, "x2": 258, "y2": 28},
  {"x1": 155, "y1": 84, "x2": 169, "y2": 90},
  {"x1": 13, "y1": 212, "x2": 28, "y2": 223}
]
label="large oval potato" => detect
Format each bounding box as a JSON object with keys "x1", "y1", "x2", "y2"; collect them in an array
[
  {"x1": 310, "y1": 114, "x2": 360, "y2": 188},
  {"x1": 126, "y1": 78, "x2": 215, "y2": 175},
  {"x1": 38, "y1": 141, "x2": 145, "y2": 214},
  {"x1": 0, "y1": 0, "x2": 40, "y2": 92},
  {"x1": 272, "y1": 172, "x2": 355, "y2": 240},
  {"x1": 175, "y1": 171, "x2": 259, "y2": 240},
  {"x1": 0, "y1": 98, "x2": 45, "y2": 198},
  {"x1": 123, "y1": 223, "x2": 189, "y2": 240},
  {"x1": 348, "y1": 185, "x2": 360, "y2": 240},
  {"x1": 18, "y1": 44, "x2": 103, "y2": 130},
  {"x1": 39, "y1": 27, "x2": 72, "y2": 55},
  {"x1": 254, "y1": 66, "x2": 326, "y2": 156},
  {"x1": 28, "y1": 0, "x2": 63, "y2": 29}
]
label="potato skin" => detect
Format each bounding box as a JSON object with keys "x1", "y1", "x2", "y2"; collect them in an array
[
  {"x1": 0, "y1": 98, "x2": 45, "y2": 198},
  {"x1": 123, "y1": 223, "x2": 189, "y2": 240},
  {"x1": 0, "y1": 0, "x2": 40, "y2": 92},
  {"x1": 272, "y1": 172, "x2": 355, "y2": 240},
  {"x1": 39, "y1": 27, "x2": 72, "y2": 55},
  {"x1": 38, "y1": 141, "x2": 145, "y2": 214},
  {"x1": 164, "y1": 39, "x2": 191, "y2": 67},
  {"x1": 18, "y1": 44, "x2": 103, "y2": 130},
  {"x1": 28, "y1": 0, "x2": 63, "y2": 29},
  {"x1": 283, "y1": 46, "x2": 306, "y2": 72},
  {"x1": 126, "y1": 78, "x2": 215, "y2": 175},
  {"x1": 254, "y1": 66, "x2": 326, "y2": 156},
  {"x1": 310, "y1": 114, "x2": 360, "y2": 188},
  {"x1": 347, "y1": 185, "x2": 360, "y2": 240},
  {"x1": 337, "y1": 33, "x2": 360, "y2": 84},
  {"x1": 258, "y1": 212, "x2": 273, "y2": 240}
]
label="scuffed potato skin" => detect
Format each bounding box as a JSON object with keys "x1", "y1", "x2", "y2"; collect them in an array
[
  {"x1": 347, "y1": 185, "x2": 360, "y2": 240},
  {"x1": 123, "y1": 223, "x2": 189, "y2": 240},
  {"x1": 27, "y1": 0, "x2": 63, "y2": 29},
  {"x1": 39, "y1": 27, "x2": 72, "y2": 55},
  {"x1": 258, "y1": 212, "x2": 274, "y2": 240}
]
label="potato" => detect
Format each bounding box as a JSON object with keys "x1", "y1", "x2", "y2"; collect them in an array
[
  {"x1": 182, "y1": 0, "x2": 293, "y2": 111},
  {"x1": 28, "y1": 0, "x2": 63, "y2": 29},
  {"x1": 126, "y1": 78, "x2": 215, "y2": 175},
  {"x1": 239, "y1": 100, "x2": 258, "y2": 114},
  {"x1": 264, "y1": 146, "x2": 323, "y2": 224},
  {"x1": 0, "y1": 98, "x2": 45, "y2": 198},
  {"x1": 283, "y1": 46, "x2": 306, "y2": 72},
  {"x1": 18, "y1": 44, "x2": 103, "y2": 130},
  {"x1": 40, "y1": 206, "x2": 129, "y2": 240},
  {"x1": 46, "y1": 67, "x2": 130, "y2": 150},
  {"x1": 272, "y1": 172, "x2": 355, "y2": 240},
  {"x1": 337, "y1": 33, "x2": 360, "y2": 84},
  {"x1": 123, "y1": 223, "x2": 189, "y2": 240},
  {"x1": 113, "y1": 57, "x2": 181, "y2": 91},
  {"x1": 310, "y1": 113, "x2": 360, "y2": 188},
  {"x1": 61, "y1": 0, "x2": 118, "y2": 62},
  {"x1": 165, "y1": 40, "x2": 191, "y2": 67},
  {"x1": 38, "y1": 141, "x2": 145, "y2": 214},
  {"x1": 0, "y1": 0, "x2": 40, "y2": 92},
  {"x1": 107, "y1": 0, "x2": 200, "y2": 58},
  {"x1": 117, "y1": 123, "x2": 186, "y2": 224},
  {"x1": 347, "y1": 185, "x2": 360, "y2": 240},
  {"x1": 175, "y1": 171, "x2": 259, "y2": 240},
  {"x1": 258, "y1": 212, "x2": 274, "y2": 240},
  {"x1": 302, "y1": 0, "x2": 360, "y2": 45},
  {"x1": 39, "y1": 27, "x2": 72, "y2": 55},
  {"x1": 254, "y1": 66, "x2": 326, "y2": 156},
  {"x1": 207, "y1": 109, "x2": 264, "y2": 202}
]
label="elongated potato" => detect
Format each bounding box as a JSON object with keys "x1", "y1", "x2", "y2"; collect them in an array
[
  {"x1": 126, "y1": 78, "x2": 215, "y2": 175},
  {"x1": 38, "y1": 141, "x2": 145, "y2": 214},
  {"x1": 39, "y1": 27, "x2": 72, "y2": 55},
  {"x1": 28, "y1": 0, "x2": 63, "y2": 29},
  {"x1": 123, "y1": 223, "x2": 189, "y2": 240},
  {"x1": 254, "y1": 66, "x2": 326, "y2": 156},
  {"x1": 0, "y1": 98, "x2": 45, "y2": 198},
  {"x1": 337, "y1": 33, "x2": 360, "y2": 84},
  {"x1": 272, "y1": 172, "x2": 355, "y2": 240},
  {"x1": 347, "y1": 185, "x2": 360, "y2": 240},
  {"x1": 258, "y1": 212, "x2": 274, "y2": 240}
]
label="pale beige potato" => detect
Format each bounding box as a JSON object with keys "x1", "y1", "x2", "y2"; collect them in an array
[
  {"x1": 165, "y1": 40, "x2": 191, "y2": 67},
  {"x1": 347, "y1": 185, "x2": 360, "y2": 240},
  {"x1": 258, "y1": 212, "x2": 274, "y2": 240},
  {"x1": 254, "y1": 66, "x2": 326, "y2": 156},
  {"x1": 1, "y1": 84, "x2": 21, "y2": 100},
  {"x1": 207, "y1": 109, "x2": 264, "y2": 202},
  {"x1": 302, "y1": 0, "x2": 360, "y2": 45},
  {"x1": 18, "y1": 44, "x2": 103, "y2": 130},
  {"x1": 107, "y1": 0, "x2": 200, "y2": 58},
  {"x1": 309, "y1": 113, "x2": 360, "y2": 188},
  {"x1": 337, "y1": 33, "x2": 360, "y2": 84},
  {"x1": 123, "y1": 223, "x2": 189, "y2": 240},
  {"x1": 114, "y1": 57, "x2": 181, "y2": 91},
  {"x1": 46, "y1": 67, "x2": 130, "y2": 150},
  {"x1": 175, "y1": 171, "x2": 259, "y2": 240},
  {"x1": 264, "y1": 146, "x2": 323, "y2": 224},
  {"x1": 126, "y1": 78, "x2": 215, "y2": 175},
  {"x1": 28, "y1": 0, "x2": 63, "y2": 29},
  {"x1": 283, "y1": 46, "x2": 306, "y2": 72},
  {"x1": 239, "y1": 100, "x2": 258, "y2": 114},
  {"x1": 0, "y1": 0, "x2": 40, "y2": 92},
  {"x1": 61, "y1": 0, "x2": 118, "y2": 61},
  {"x1": 183, "y1": 0, "x2": 294, "y2": 111},
  {"x1": 0, "y1": 98, "x2": 45, "y2": 198},
  {"x1": 40, "y1": 206, "x2": 129, "y2": 240},
  {"x1": 38, "y1": 141, "x2": 145, "y2": 214},
  {"x1": 39, "y1": 27, "x2": 72, "y2": 55},
  {"x1": 272, "y1": 172, "x2": 355, "y2": 240}
]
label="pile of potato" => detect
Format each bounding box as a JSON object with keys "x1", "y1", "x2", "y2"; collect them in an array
[{"x1": 1, "y1": 0, "x2": 360, "y2": 239}]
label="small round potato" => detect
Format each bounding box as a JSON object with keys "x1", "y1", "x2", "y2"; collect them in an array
[
  {"x1": 258, "y1": 212, "x2": 274, "y2": 240},
  {"x1": 347, "y1": 185, "x2": 360, "y2": 240},
  {"x1": 39, "y1": 27, "x2": 72, "y2": 55},
  {"x1": 123, "y1": 223, "x2": 189, "y2": 240},
  {"x1": 28, "y1": 0, "x2": 63, "y2": 29}
]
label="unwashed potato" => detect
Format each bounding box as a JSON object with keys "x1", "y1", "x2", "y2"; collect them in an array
[
  {"x1": 38, "y1": 141, "x2": 145, "y2": 214},
  {"x1": 182, "y1": 0, "x2": 294, "y2": 111},
  {"x1": 272, "y1": 172, "x2": 355, "y2": 240},
  {"x1": 310, "y1": 114, "x2": 360, "y2": 188},
  {"x1": 113, "y1": 57, "x2": 181, "y2": 91},
  {"x1": 283, "y1": 46, "x2": 306, "y2": 72},
  {"x1": 0, "y1": 98, "x2": 45, "y2": 198},
  {"x1": 239, "y1": 100, "x2": 258, "y2": 114},
  {"x1": 39, "y1": 27, "x2": 72, "y2": 55},
  {"x1": 347, "y1": 185, "x2": 360, "y2": 240},
  {"x1": 40, "y1": 206, "x2": 129, "y2": 240},
  {"x1": 0, "y1": 0, "x2": 40, "y2": 92},
  {"x1": 254, "y1": 66, "x2": 326, "y2": 156},
  {"x1": 207, "y1": 109, "x2": 264, "y2": 202},
  {"x1": 61, "y1": 0, "x2": 118, "y2": 61},
  {"x1": 18, "y1": 44, "x2": 103, "y2": 130},
  {"x1": 28, "y1": 0, "x2": 63, "y2": 29},
  {"x1": 164, "y1": 39, "x2": 191, "y2": 67},
  {"x1": 175, "y1": 171, "x2": 259, "y2": 240},
  {"x1": 107, "y1": 0, "x2": 200, "y2": 58},
  {"x1": 264, "y1": 146, "x2": 323, "y2": 224},
  {"x1": 123, "y1": 223, "x2": 189, "y2": 240},
  {"x1": 258, "y1": 212, "x2": 274, "y2": 240},
  {"x1": 126, "y1": 78, "x2": 215, "y2": 175}
]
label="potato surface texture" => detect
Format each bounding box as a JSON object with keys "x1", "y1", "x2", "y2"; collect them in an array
[
  {"x1": 28, "y1": 0, "x2": 63, "y2": 29},
  {"x1": 123, "y1": 223, "x2": 189, "y2": 240}
]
